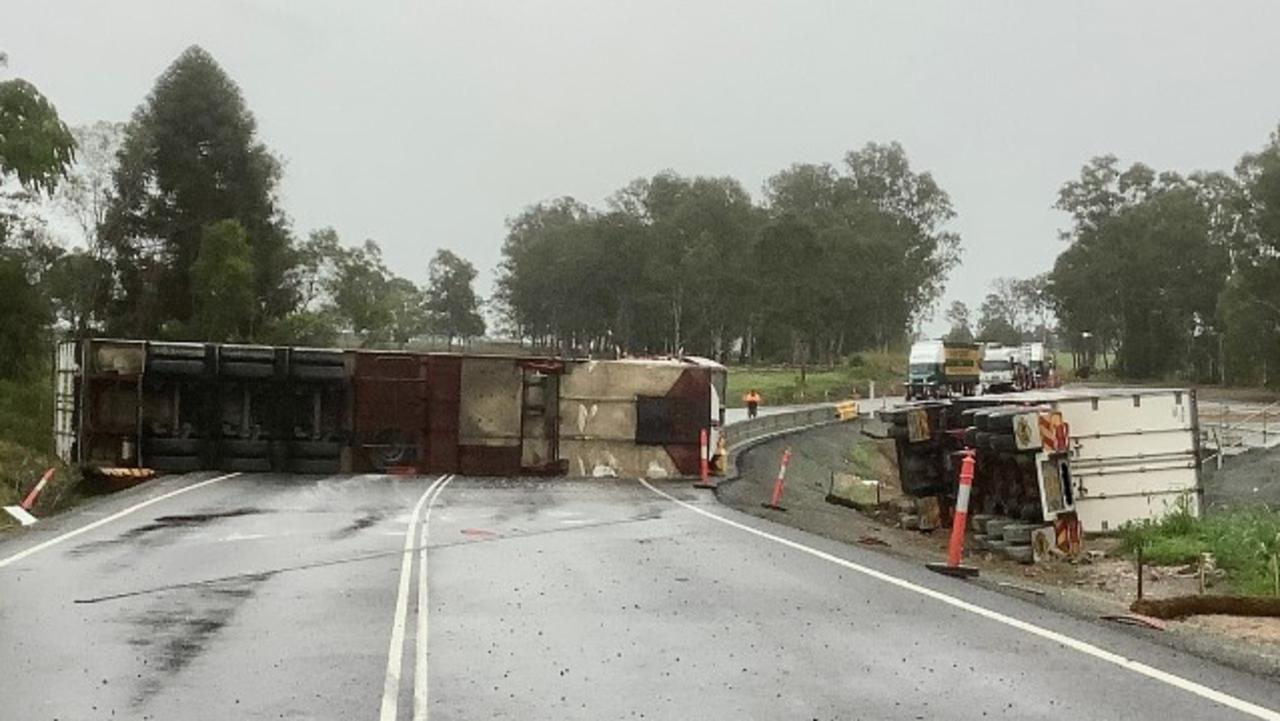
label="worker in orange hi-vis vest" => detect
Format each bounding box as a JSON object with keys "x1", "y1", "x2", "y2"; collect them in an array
[{"x1": 743, "y1": 389, "x2": 762, "y2": 419}]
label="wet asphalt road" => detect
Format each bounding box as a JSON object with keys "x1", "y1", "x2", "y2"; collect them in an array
[{"x1": 1, "y1": 472, "x2": 1278, "y2": 721}]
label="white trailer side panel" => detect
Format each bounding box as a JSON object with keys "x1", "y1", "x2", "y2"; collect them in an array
[{"x1": 1052, "y1": 390, "x2": 1200, "y2": 533}]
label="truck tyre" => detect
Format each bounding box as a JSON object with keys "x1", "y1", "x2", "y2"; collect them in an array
[
  {"x1": 221, "y1": 439, "x2": 270, "y2": 458},
  {"x1": 973, "y1": 410, "x2": 994, "y2": 431},
  {"x1": 145, "y1": 437, "x2": 201, "y2": 456},
  {"x1": 970, "y1": 513, "x2": 996, "y2": 534},
  {"x1": 1003, "y1": 544, "x2": 1035, "y2": 564},
  {"x1": 987, "y1": 412, "x2": 1016, "y2": 432},
  {"x1": 290, "y1": 457, "x2": 341, "y2": 474},
  {"x1": 984, "y1": 518, "x2": 1014, "y2": 539},
  {"x1": 988, "y1": 433, "x2": 1018, "y2": 452},
  {"x1": 221, "y1": 456, "x2": 271, "y2": 473},
  {"x1": 1002, "y1": 523, "x2": 1040, "y2": 545},
  {"x1": 291, "y1": 349, "x2": 344, "y2": 365},
  {"x1": 148, "y1": 343, "x2": 205, "y2": 360},
  {"x1": 220, "y1": 345, "x2": 275, "y2": 362},
  {"x1": 221, "y1": 361, "x2": 274, "y2": 379},
  {"x1": 291, "y1": 364, "x2": 346, "y2": 381},
  {"x1": 148, "y1": 359, "x2": 205, "y2": 376},
  {"x1": 290, "y1": 440, "x2": 343, "y2": 459},
  {"x1": 147, "y1": 455, "x2": 203, "y2": 473}
]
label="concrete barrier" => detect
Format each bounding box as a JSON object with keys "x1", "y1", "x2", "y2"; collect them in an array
[{"x1": 720, "y1": 403, "x2": 856, "y2": 479}]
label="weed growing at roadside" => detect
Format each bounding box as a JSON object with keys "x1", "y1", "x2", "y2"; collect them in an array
[{"x1": 1120, "y1": 499, "x2": 1280, "y2": 596}]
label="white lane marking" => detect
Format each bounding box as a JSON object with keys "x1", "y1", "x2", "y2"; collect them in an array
[
  {"x1": 413, "y1": 475, "x2": 455, "y2": 721},
  {"x1": 379, "y1": 475, "x2": 446, "y2": 721},
  {"x1": 638, "y1": 479, "x2": 1280, "y2": 721},
  {"x1": 0, "y1": 472, "x2": 241, "y2": 570}
]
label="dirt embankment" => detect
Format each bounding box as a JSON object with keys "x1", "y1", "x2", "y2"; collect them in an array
[{"x1": 716, "y1": 421, "x2": 1280, "y2": 676}]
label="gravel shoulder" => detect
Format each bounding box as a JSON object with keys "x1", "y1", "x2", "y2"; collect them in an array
[{"x1": 715, "y1": 421, "x2": 1280, "y2": 679}]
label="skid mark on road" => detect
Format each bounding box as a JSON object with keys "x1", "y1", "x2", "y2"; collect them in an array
[
  {"x1": 639, "y1": 478, "x2": 1280, "y2": 721},
  {"x1": 330, "y1": 509, "x2": 388, "y2": 539},
  {"x1": 123, "y1": 572, "x2": 270, "y2": 706},
  {"x1": 69, "y1": 507, "x2": 267, "y2": 556}
]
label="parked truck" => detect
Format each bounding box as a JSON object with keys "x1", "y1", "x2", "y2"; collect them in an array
[
  {"x1": 878, "y1": 388, "x2": 1201, "y2": 545},
  {"x1": 907, "y1": 340, "x2": 980, "y2": 400},
  {"x1": 979, "y1": 344, "x2": 1020, "y2": 394}
]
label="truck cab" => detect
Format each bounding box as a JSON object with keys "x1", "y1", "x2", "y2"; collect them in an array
[
  {"x1": 980, "y1": 344, "x2": 1019, "y2": 394},
  {"x1": 907, "y1": 341, "x2": 946, "y2": 399}
]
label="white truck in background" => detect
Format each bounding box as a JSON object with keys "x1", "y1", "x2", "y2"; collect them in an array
[{"x1": 979, "y1": 344, "x2": 1020, "y2": 394}]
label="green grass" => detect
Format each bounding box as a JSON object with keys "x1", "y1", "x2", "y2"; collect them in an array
[
  {"x1": 1119, "y1": 500, "x2": 1280, "y2": 596},
  {"x1": 726, "y1": 351, "x2": 905, "y2": 407},
  {"x1": 0, "y1": 374, "x2": 82, "y2": 531}
]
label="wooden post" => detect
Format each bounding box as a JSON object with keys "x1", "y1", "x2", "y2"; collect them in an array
[
  {"x1": 1137, "y1": 546, "x2": 1145, "y2": 601},
  {"x1": 1272, "y1": 553, "x2": 1279, "y2": 598}
]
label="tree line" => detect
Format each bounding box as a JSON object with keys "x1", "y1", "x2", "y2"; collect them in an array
[
  {"x1": 1044, "y1": 133, "x2": 1280, "y2": 383},
  {"x1": 496, "y1": 144, "x2": 961, "y2": 362},
  {"x1": 0, "y1": 46, "x2": 486, "y2": 384}
]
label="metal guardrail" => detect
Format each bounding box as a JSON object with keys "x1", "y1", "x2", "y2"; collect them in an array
[
  {"x1": 1201, "y1": 399, "x2": 1280, "y2": 468},
  {"x1": 719, "y1": 403, "x2": 858, "y2": 479}
]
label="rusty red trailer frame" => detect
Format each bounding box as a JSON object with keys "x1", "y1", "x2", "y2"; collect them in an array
[{"x1": 55, "y1": 340, "x2": 726, "y2": 479}]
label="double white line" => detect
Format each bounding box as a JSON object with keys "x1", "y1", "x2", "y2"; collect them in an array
[{"x1": 379, "y1": 474, "x2": 454, "y2": 721}]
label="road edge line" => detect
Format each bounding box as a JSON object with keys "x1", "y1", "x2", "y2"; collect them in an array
[
  {"x1": 637, "y1": 478, "x2": 1280, "y2": 721},
  {"x1": 0, "y1": 472, "x2": 242, "y2": 570},
  {"x1": 379, "y1": 474, "x2": 446, "y2": 721},
  {"x1": 413, "y1": 474, "x2": 455, "y2": 721}
]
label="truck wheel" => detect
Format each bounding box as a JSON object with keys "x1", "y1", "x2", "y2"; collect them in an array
[
  {"x1": 291, "y1": 364, "x2": 346, "y2": 381},
  {"x1": 145, "y1": 437, "x2": 202, "y2": 456},
  {"x1": 148, "y1": 359, "x2": 205, "y2": 376},
  {"x1": 1002, "y1": 523, "x2": 1040, "y2": 545},
  {"x1": 984, "y1": 518, "x2": 1014, "y2": 539},
  {"x1": 988, "y1": 434, "x2": 1018, "y2": 452},
  {"x1": 221, "y1": 456, "x2": 271, "y2": 473},
  {"x1": 221, "y1": 361, "x2": 274, "y2": 379},
  {"x1": 290, "y1": 457, "x2": 341, "y2": 474},
  {"x1": 970, "y1": 513, "x2": 996, "y2": 534},
  {"x1": 290, "y1": 440, "x2": 344, "y2": 459},
  {"x1": 148, "y1": 343, "x2": 205, "y2": 360},
  {"x1": 147, "y1": 455, "x2": 203, "y2": 472},
  {"x1": 221, "y1": 439, "x2": 270, "y2": 458},
  {"x1": 987, "y1": 412, "x2": 1016, "y2": 432}
]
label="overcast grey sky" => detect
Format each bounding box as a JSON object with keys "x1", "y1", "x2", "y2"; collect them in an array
[{"x1": 7, "y1": 0, "x2": 1280, "y2": 333}]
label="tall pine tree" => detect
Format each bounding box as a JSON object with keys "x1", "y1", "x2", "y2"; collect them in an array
[{"x1": 102, "y1": 46, "x2": 295, "y2": 338}]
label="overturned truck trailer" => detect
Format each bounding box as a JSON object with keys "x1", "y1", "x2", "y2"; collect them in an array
[
  {"x1": 879, "y1": 388, "x2": 1201, "y2": 535},
  {"x1": 54, "y1": 339, "x2": 726, "y2": 479}
]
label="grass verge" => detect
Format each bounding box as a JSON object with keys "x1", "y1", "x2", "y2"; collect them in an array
[
  {"x1": 726, "y1": 351, "x2": 905, "y2": 407},
  {"x1": 1119, "y1": 501, "x2": 1280, "y2": 596},
  {"x1": 0, "y1": 374, "x2": 84, "y2": 531}
]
